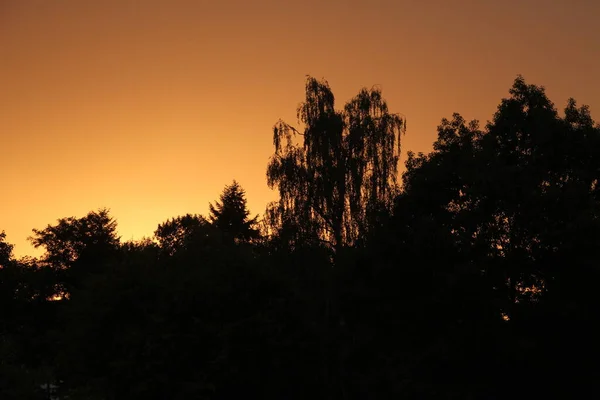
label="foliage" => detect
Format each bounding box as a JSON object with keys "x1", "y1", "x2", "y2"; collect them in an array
[
  {"x1": 209, "y1": 180, "x2": 259, "y2": 243},
  {"x1": 266, "y1": 76, "x2": 405, "y2": 255},
  {"x1": 0, "y1": 231, "x2": 14, "y2": 268},
  {"x1": 29, "y1": 208, "x2": 119, "y2": 269},
  {"x1": 3, "y1": 76, "x2": 600, "y2": 399},
  {"x1": 154, "y1": 213, "x2": 210, "y2": 256}
]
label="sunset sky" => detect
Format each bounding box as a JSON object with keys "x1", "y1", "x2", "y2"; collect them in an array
[{"x1": 2, "y1": 0, "x2": 599, "y2": 257}]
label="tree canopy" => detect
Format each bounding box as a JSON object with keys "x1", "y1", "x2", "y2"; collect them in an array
[
  {"x1": 266, "y1": 76, "x2": 405, "y2": 256},
  {"x1": 209, "y1": 180, "x2": 259, "y2": 243},
  {"x1": 2, "y1": 75, "x2": 600, "y2": 399}
]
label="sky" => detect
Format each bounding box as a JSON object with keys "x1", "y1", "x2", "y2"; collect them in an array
[{"x1": 1, "y1": 0, "x2": 599, "y2": 257}]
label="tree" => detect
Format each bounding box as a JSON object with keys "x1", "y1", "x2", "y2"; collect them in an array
[
  {"x1": 28, "y1": 209, "x2": 120, "y2": 297},
  {"x1": 0, "y1": 231, "x2": 13, "y2": 268},
  {"x1": 266, "y1": 76, "x2": 405, "y2": 257},
  {"x1": 0, "y1": 232, "x2": 62, "y2": 399},
  {"x1": 29, "y1": 208, "x2": 119, "y2": 270},
  {"x1": 397, "y1": 75, "x2": 600, "y2": 337},
  {"x1": 362, "y1": 75, "x2": 599, "y2": 398},
  {"x1": 209, "y1": 180, "x2": 259, "y2": 243},
  {"x1": 154, "y1": 214, "x2": 210, "y2": 256},
  {"x1": 5, "y1": 74, "x2": 600, "y2": 399}
]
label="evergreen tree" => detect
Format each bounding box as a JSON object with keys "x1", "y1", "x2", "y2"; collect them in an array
[{"x1": 209, "y1": 180, "x2": 259, "y2": 242}]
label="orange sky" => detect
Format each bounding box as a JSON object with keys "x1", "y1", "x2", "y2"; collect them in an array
[{"x1": 1, "y1": 0, "x2": 599, "y2": 257}]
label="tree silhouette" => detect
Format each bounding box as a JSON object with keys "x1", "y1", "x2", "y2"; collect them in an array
[
  {"x1": 4, "y1": 74, "x2": 600, "y2": 399},
  {"x1": 0, "y1": 231, "x2": 13, "y2": 268},
  {"x1": 29, "y1": 208, "x2": 119, "y2": 270},
  {"x1": 378, "y1": 75, "x2": 600, "y2": 397},
  {"x1": 0, "y1": 232, "x2": 62, "y2": 399},
  {"x1": 266, "y1": 76, "x2": 405, "y2": 257},
  {"x1": 154, "y1": 213, "x2": 210, "y2": 256},
  {"x1": 209, "y1": 180, "x2": 259, "y2": 243},
  {"x1": 27, "y1": 208, "x2": 120, "y2": 299}
]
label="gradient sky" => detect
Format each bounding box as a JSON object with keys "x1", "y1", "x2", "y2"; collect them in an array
[{"x1": 2, "y1": 0, "x2": 599, "y2": 257}]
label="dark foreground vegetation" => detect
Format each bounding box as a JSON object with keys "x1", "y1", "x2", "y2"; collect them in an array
[{"x1": 2, "y1": 76, "x2": 600, "y2": 399}]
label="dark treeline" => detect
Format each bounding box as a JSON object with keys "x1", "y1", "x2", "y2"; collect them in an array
[{"x1": 2, "y1": 76, "x2": 600, "y2": 399}]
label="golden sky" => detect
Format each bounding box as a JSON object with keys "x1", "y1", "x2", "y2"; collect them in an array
[{"x1": 1, "y1": 0, "x2": 599, "y2": 257}]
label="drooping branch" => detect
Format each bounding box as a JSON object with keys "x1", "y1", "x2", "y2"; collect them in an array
[{"x1": 266, "y1": 76, "x2": 405, "y2": 254}]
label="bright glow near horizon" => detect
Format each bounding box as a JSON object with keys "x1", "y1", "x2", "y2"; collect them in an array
[{"x1": 2, "y1": 0, "x2": 599, "y2": 257}]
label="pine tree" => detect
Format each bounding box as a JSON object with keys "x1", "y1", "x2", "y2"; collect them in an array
[{"x1": 209, "y1": 180, "x2": 259, "y2": 242}]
